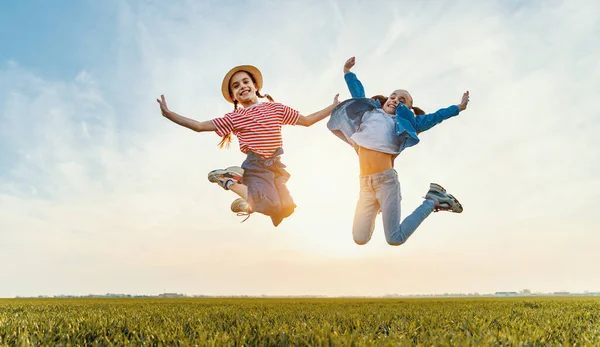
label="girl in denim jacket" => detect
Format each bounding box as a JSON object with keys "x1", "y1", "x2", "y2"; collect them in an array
[
  {"x1": 327, "y1": 57, "x2": 470, "y2": 245},
  {"x1": 158, "y1": 65, "x2": 339, "y2": 226}
]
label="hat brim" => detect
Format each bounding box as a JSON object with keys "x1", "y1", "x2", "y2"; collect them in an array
[{"x1": 221, "y1": 65, "x2": 263, "y2": 104}]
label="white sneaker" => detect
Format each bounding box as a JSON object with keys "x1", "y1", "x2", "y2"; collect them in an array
[
  {"x1": 425, "y1": 183, "x2": 463, "y2": 213},
  {"x1": 207, "y1": 166, "x2": 244, "y2": 190}
]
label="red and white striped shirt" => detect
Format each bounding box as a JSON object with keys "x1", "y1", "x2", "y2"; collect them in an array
[{"x1": 211, "y1": 102, "x2": 299, "y2": 158}]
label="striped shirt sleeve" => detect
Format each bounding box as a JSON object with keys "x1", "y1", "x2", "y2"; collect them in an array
[
  {"x1": 211, "y1": 113, "x2": 236, "y2": 137},
  {"x1": 280, "y1": 103, "x2": 299, "y2": 126}
]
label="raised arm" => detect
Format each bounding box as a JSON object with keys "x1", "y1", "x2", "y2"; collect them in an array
[
  {"x1": 157, "y1": 94, "x2": 216, "y2": 132},
  {"x1": 343, "y1": 57, "x2": 366, "y2": 98},
  {"x1": 415, "y1": 91, "x2": 470, "y2": 133},
  {"x1": 297, "y1": 94, "x2": 340, "y2": 127}
]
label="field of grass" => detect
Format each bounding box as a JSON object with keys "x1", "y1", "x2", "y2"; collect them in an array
[{"x1": 1, "y1": 297, "x2": 599, "y2": 346}]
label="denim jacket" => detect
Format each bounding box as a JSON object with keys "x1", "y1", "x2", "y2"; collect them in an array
[{"x1": 327, "y1": 72, "x2": 459, "y2": 154}]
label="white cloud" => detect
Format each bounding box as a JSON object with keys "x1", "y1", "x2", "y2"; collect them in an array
[{"x1": 1, "y1": 0, "x2": 599, "y2": 297}]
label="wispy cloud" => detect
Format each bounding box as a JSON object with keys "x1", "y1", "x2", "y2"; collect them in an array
[{"x1": 1, "y1": 0, "x2": 599, "y2": 297}]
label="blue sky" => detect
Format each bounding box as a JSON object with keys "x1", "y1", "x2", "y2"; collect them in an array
[
  {"x1": 1, "y1": 0, "x2": 599, "y2": 298},
  {"x1": 0, "y1": 1, "x2": 118, "y2": 79}
]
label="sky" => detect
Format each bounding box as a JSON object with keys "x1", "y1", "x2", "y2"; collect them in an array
[{"x1": 1, "y1": 0, "x2": 599, "y2": 298}]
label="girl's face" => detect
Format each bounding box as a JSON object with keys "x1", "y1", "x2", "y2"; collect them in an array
[
  {"x1": 382, "y1": 89, "x2": 413, "y2": 115},
  {"x1": 229, "y1": 71, "x2": 258, "y2": 104}
]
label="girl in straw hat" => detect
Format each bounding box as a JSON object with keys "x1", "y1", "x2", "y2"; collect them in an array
[
  {"x1": 327, "y1": 56, "x2": 470, "y2": 246},
  {"x1": 157, "y1": 65, "x2": 339, "y2": 226}
]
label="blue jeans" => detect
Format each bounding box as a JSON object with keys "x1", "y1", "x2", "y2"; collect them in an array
[{"x1": 353, "y1": 169, "x2": 435, "y2": 245}]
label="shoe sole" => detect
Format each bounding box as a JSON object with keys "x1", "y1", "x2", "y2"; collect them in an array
[
  {"x1": 434, "y1": 194, "x2": 463, "y2": 213},
  {"x1": 207, "y1": 169, "x2": 243, "y2": 184}
]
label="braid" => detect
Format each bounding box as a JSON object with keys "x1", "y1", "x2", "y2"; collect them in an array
[
  {"x1": 256, "y1": 91, "x2": 274, "y2": 102},
  {"x1": 218, "y1": 101, "x2": 238, "y2": 149}
]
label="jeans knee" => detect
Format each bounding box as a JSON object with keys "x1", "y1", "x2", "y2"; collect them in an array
[
  {"x1": 353, "y1": 235, "x2": 371, "y2": 245},
  {"x1": 354, "y1": 238, "x2": 369, "y2": 246},
  {"x1": 386, "y1": 237, "x2": 406, "y2": 246}
]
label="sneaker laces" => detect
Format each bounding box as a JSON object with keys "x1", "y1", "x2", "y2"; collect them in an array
[
  {"x1": 424, "y1": 195, "x2": 452, "y2": 213},
  {"x1": 236, "y1": 212, "x2": 251, "y2": 223}
]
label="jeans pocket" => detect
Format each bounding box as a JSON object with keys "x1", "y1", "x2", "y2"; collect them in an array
[{"x1": 380, "y1": 175, "x2": 399, "y2": 190}]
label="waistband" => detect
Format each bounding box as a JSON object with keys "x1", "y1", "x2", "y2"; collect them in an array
[
  {"x1": 245, "y1": 147, "x2": 285, "y2": 167},
  {"x1": 359, "y1": 168, "x2": 397, "y2": 183}
]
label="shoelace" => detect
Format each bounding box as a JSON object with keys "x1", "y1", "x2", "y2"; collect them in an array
[
  {"x1": 424, "y1": 191, "x2": 456, "y2": 212},
  {"x1": 236, "y1": 212, "x2": 251, "y2": 223}
]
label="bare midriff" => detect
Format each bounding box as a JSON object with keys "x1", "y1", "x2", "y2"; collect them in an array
[{"x1": 357, "y1": 146, "x2": 394, "y2": 176}]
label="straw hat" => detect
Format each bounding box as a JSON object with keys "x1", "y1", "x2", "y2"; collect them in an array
[{"x1": 221, "y1": 65, "x2": 263, "y2": 103}]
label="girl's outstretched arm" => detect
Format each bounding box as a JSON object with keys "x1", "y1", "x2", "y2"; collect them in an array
[
  {"x1": 414, "y1": 91, "x2": 470, "y2": 133},
  {"x1": 343, "y1": 56, "x2": 366, "y2": 98},
  {"x1": 157, "y1": 94, "x2": 217, "y2": 132},
  {"x1": 297, "y1": 94, "x2": 340, "y2": 127}
]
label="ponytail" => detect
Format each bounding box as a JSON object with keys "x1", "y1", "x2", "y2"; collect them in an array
[
  {"x1": 257, "y1": 91, "x2": 274, "y2": 102},
  {"x1": 412, "y1": 106, "x2": 425, "y2": 116},
  {"x1": 413, "y1": 105, "x2": 426, "y2": 135},
  {"x1": 217, "y1": 100, "x2": 238, "y2": 149},
  {"x1": 218, "y1": 133, "x2": 233, "y2": 149},
  {"x1": 371, "y1": 95, "x2": 387, "y2": 106}
]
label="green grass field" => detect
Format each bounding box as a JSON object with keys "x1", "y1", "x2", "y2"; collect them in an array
[{"x1": 1, "y1": 297, "x2": 599, "y2": 346}]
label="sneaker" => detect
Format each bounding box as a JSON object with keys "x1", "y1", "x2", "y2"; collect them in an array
[
  {"x1": 428, "y1": 183, "x2": 446, "y2": 194},
  {"x1": 231, "y1": 198, "x2": 252, "y2": 222},
  {"x1": 425, "y1": 183, "x2": 463, "y2": 213},
  {"x1": 207, "y1": 166, "x2": 244, "y2": 190}
]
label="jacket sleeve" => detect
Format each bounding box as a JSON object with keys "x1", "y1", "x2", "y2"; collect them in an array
[
  {"x1": 344, "y1": 72, "x2": 366, "y2": 98},
  {"x1": 415, "y1": 105, "x2": 460, "y2": 133}
]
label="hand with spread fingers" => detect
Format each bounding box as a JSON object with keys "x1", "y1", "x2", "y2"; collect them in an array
[
  {"x1": 156, "y1": 94, "x2": 172, "y2": 118},
  {"x1": 458, "y1": 91, "x2": 470, "y2": 111}
]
